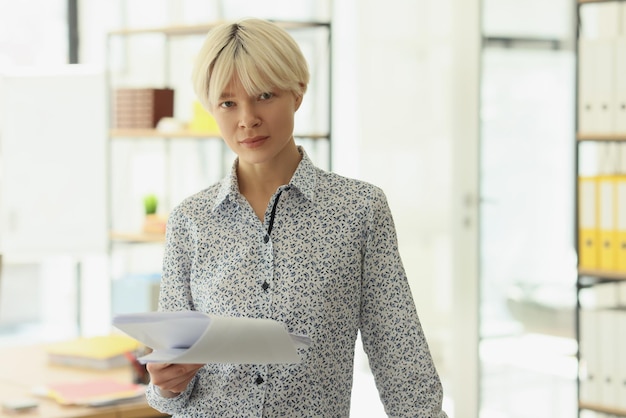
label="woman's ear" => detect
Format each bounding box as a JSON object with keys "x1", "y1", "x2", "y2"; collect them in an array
[
  {"x1": 294, "y1": 83, "x2": 305, "y2": 111},
  {"x1": 294, "y1": 93, "x2": 303, "y2": 111}
]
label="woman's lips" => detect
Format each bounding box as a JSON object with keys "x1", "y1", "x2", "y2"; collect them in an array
[{"x1": 240, "y1": 136, "x2": 268, "y2": 148}]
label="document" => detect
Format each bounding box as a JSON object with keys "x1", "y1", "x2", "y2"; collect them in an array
[{"x1": 113, "y1": 311, "x2": 311, "y2": 365}]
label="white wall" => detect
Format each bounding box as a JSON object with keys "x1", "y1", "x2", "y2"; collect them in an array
[
  {"x1": 333, "y1": 0, "x2": 457, "y2": 364},
  {"x1": 332, "y1": 2, "x2": 481, "y2": 416},
  {"x1": 0, "y1": 66, "x2": 107, "y2": 259}
]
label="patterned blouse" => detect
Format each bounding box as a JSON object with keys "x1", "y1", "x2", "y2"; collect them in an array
[{"x1": 145, "y1": 147, "x2": 447, "y2": 417}]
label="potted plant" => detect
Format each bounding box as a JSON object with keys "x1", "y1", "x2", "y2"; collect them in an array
[{"x1": 142, "y1": 193, "x2": 166, "y2": 234}]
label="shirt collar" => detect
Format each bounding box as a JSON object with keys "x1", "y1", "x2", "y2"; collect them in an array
[{"x1": 213, "y1": 146, "x2": 318, "y2": 211}]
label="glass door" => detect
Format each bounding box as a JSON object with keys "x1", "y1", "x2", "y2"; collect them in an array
[{"x1": 479, "y1": 1, "x2": 578, "y2": 416}]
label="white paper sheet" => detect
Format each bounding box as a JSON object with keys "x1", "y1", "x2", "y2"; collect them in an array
[{"x1": 112, "y1": 311, "x2": 311, "y2": 365}]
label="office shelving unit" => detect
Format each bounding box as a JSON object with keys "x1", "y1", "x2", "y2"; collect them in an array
[
  {"x1": 575, "y1": 0, "x2": 626, "y2": 416},
  {"x1": 105, "y1": 19, "x2": 331, "y2": 314}
]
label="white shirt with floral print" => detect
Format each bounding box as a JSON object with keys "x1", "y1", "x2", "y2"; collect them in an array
[{"x1": 145, "y1": 147, "x2": 447, "y2": 418}]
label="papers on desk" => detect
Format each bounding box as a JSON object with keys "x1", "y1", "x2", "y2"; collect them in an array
[
  {"x1": 45, "y1": 334, "x2": 140, "y2": 370},
  {"x1": 112, "y1": 311, "x2": 311, "y2": 365},
  {"x1": 33, "y1": 378, "x2": 145, "y2": 406}
]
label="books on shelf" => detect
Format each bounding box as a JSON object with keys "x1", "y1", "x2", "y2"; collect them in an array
[{"x1": 45, "y1": 334, "x2": 140, "y2": 370}]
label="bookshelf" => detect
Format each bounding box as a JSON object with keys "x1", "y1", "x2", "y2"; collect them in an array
[
  {"x1": 575, "y1": 0, "x2": 626, "y2": 416},
  {"x1": 105, "y1": 19, "x2": 332, "y2": 316}
]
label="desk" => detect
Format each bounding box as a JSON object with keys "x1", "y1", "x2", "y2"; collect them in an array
[{"x1": 0, "y1": 344, "x2": 168, "y2": 418}]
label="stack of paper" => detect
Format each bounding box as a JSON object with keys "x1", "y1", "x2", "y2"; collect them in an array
[
  {"x1": 45, "y1": 334, "x2": 140, "y2": 369},
  {"x1": 34, "y1": 378, "x2": 145, "y2": 406},
  {"x1": 113, "y1": 311, "x2": 311, "y2": 364}
]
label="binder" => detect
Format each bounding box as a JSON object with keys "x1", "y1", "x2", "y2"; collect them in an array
[
  {"x1": 598, "y1": 176, "x2": 618, "y2": 271},
  {"x1": 622, "y1": 2, "x2": 626, "y2": 36},
  {"x1": 579, "y1": 281, "x2": 618, "y2": 308},
  {"x1": 579, "y1": 176, "x2": 599, "y2": 269},
  {"x1": 618, "y1": 309, "x2": 626, "y2": 410},
  {"x1": 615, "y1": 37, "x2": 626, "y2": 134},
  {"x1": 579, "y1": 309, "x2": 601, "y2": 405},
  {"x1": 579, "y1": 2, "x2": 621, "y2": 39},
  {"x1": 617, "y1": 175, "x2": 626, "y2": 273},
  {"x1": 598, "y1": 309, "x2": 619, "y2": 408},
  {"x1": 577, "y1": 39, "x2": 616, "y2": 134}
]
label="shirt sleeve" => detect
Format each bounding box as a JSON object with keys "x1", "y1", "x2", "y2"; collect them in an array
[
  {"x1": 145, "y1": 203, "x2": 198, "y2": 414},
  {"x1": 157, "y1": 203, "x2": 196, "y2": 312},
  {"x1": 146, "y1": 373, "x2": 199, "y2": 415},
  {"x1": 359, "y1": 187, "x2": 447, "y2": 418}
]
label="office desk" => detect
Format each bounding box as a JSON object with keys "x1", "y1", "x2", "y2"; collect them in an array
[{"x1": 0, "y1": 344, "x2": 168, "y2": 418}]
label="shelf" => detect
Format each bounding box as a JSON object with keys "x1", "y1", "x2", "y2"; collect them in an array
[
  {"x1": 574, "y1": 1, "x2": 626, "y2": 416},
  {"x1": 578, "y1": 268, "x2": 626, "y2": 280},
  {"x1": 109, "y1": 20, "x2": 330, "y2": 37},
  {"x1": 110, "y1": 231, "x2": 166, "y2": 243},
  {"x1": 580, "y1": 402, "x2": 626, "y2": 416},
  {"x1": 577, "y1": 133, "x2": 626, "y2": 142},
  {"x1": 110, "y1": 129, "x2": 330, "y2": 140},
  {"x1": 579, "y1": 0, "x2": 626, "y2": 3},
  {"x1": 578, "y1": 0, "x2": 623, "y2": 3},
  {"x1": 110, "y1": 129, "x2": 221, "y2": 139}
]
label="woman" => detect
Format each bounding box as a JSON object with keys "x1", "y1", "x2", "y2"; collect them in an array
[{"x1": 145, "y1": 17, "x2": 447, "y2": 418}]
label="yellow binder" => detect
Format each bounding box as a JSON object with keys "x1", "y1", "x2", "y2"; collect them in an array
[
  {"x1": 597, "y1": 175, "x2": 618, "y2": 271},
  {"x1": 616, "y1": 175, "x2": 626, "y2": 273},
  {"x1": 579, "y1": 176, "x2": 599, "y2": 269}
]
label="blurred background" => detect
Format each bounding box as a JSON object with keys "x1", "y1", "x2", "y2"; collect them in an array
[{"x1": 0, "y1": 0, "x2": 580, "y2": 417}]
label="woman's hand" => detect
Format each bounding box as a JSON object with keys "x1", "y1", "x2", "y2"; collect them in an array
[{"x1": 146, "y1": 362, "x2": 205, "y2": 398}]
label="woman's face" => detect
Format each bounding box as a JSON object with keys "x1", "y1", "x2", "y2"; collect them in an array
[{"x1": 211, "y1": 75, "x2": 301, "y2": 168}]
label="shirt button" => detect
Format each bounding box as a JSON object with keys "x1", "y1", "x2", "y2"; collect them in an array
[
  {"x1": 263, "y1": 234, "x2": 270, "y2": 243},
  {"x1": 261, "y1": 281, "x2": 269, "y2": 291},
  {"x1": 255, "y1": 375, "x2": 265, "y2": 385}
]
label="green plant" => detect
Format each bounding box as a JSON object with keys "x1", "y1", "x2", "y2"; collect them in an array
[{"x1": 143, "y1": 194, "x2": 158, "y2": 215}]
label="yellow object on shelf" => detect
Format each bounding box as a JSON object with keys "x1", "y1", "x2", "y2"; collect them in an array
[
  {"x1": 616, "y1": 175, "x2": 626, "y2": 273},
  {"x1": 189, "y1": 100, "x2": 220, "y2": 135},
  {"x1": 598, "y1": 175, "x2": 618, "y2": 271},
  {"x1": 579, "y1": 176, "x2": 599, "y2": 269}
]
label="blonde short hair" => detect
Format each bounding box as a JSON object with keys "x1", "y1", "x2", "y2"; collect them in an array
[{"x1": 192, "y1": 18, "x2": 310, "y2": 111}]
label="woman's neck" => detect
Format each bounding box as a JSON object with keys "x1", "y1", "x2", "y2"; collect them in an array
[
  {"x1": 237, "y1": 144, "x2": 301, "y2": 220},
  {"x1": 237, "y1": 145, "x2": 301, "y2": 197}
]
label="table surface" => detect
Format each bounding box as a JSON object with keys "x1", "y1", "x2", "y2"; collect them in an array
[{"x1": 0, "y1": 343, "x2": 167, "y2": 418}]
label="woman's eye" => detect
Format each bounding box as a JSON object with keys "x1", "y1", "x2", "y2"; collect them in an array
[
  {"x1": 220, "y1": 101, "x2": 235, "y2": 108},
  {"x1": 259, "y1": 92, "x2": 273, "y2": 100}
]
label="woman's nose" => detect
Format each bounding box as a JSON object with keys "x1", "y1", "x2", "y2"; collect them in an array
[{"x1": 238, "y1": 106, "x2": 261, "y2": 129}]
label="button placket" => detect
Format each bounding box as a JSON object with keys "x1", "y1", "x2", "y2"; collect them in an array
[{"x1": 260, "y1": 230, "x2": 273, "y2": 294}]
